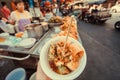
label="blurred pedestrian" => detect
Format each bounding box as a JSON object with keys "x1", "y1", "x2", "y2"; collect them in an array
[
  {"x1": 11, "y1": 0, "x2": 16, "y2": 11},
  {"x1": 91, "y1": 5, "x2": 98, "y2": 14},
  {"x1": 45, "y1": 9, "x2": 53, "y2": 21},
  {"x1": 98, "y1": 4, "x2": 106, "y2": 11},
  {"x1": 0, "y1": 2, "x2": 11, "y2": 19}
]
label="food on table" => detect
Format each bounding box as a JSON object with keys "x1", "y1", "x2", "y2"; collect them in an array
[
  {"x1": 61, "y1": 16, "x2": 77, "y2": 30},
  {"x1": 62, "y1": 16, "x2": 71, "y2": 22},
  {"x1": 48, "y1": 40, "x2": 84, "y2": 75},
  {"x1": 60, "y1": 22, "x2": 77, "y2": 31},
  {"x1": 15, "y1": 32, "x2": 23, "y2": 38},
  {"x1": 48, "y1": 16, "x2": 63, "y2": 23},
  {"x1": 0, "y1": 38, "x2": 6, "y2": 42},
  {"x1": 57, "y1": 30, "x2": 78, "y2": 40},
  {"x1": 55, "y1": 16, "x2": 78, "y2": 40},
  {"x1": 62, "y1": 16, "x2": 76, "y2": 23}
]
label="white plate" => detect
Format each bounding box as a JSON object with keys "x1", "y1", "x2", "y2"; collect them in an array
[
  {"x1": 18, "y1": 38, "x2": 36, "y2": 48},
  {"x1": 0, "y1": 33, "x2": 9, "y2": 38},
  {"x1": 39, "y1": 36, "x2": 87, "y2": 80},
  {"x1": 0, "y1": 41, "x2": 12, "y2": 46}
]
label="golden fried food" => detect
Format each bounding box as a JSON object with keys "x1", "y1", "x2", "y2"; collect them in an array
[
  {"x1": 0, "y1": 38, "x2": 6, "y2": 42},
  {"x1": 56, "y1": 16, "x2": 78, "y2": 40},
  {"x1": 48, "y1": 40, "x2": 84, "y2": 75},
  {"x1": 15, "y1": 32, "x2": 23, "y2": 38},
  {"x1": 57, "y1": 29, "x2": 78, "y2": 40},
  {"x1": 48, "y1": 16, "x2": 63, "y2": 23}
]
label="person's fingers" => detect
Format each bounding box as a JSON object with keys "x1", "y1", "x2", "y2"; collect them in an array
[
  {"x1": 36, "y1": 62, "x2": 51, "y2": 80},
  {"x1": 2, "y1": 18, "x2": 8, "y2": 22}
]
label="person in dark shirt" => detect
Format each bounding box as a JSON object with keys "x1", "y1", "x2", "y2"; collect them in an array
[
  {"x1": 87, "y1": 5, "x2": 98, "y2": 23},
  {"x1": 91, "y1": 5, "x2": 98, "y2": 14}
]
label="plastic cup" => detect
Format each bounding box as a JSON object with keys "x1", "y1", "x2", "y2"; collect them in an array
[{"x1": 29, "y1": 72, "x2": 36, "y2": 80}]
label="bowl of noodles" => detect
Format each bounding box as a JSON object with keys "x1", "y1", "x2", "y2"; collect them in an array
[{"x1": 39, "y1": 36, "x2": 87, "y2": 80}]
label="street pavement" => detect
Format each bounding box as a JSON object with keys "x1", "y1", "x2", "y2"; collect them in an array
[{"x1": 75, "y1": 20, "x2": 120, "y2": 80}]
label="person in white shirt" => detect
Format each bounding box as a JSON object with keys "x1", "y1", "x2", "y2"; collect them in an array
[
  {"x1": 89, "y1": 4, "x2": 95, "y2": 13},
  {"x1": 45, "y1": 9, "x2": 53, "y2": 21},
  {"x1": 9, "y1": 0, "x2": 32, "y2": 32},
  {"x1": 97, "y1": 4, "x2": 106, "y2": 11},
  {"x1": 97, "y1": 4, "x2": 102, "y2": 11},
  {"x1": 29, "y1": 2, "x2": 44, "y2": 20},
  {"x1": 52, "y1": 3, "x2": 58, "y2": 14}
]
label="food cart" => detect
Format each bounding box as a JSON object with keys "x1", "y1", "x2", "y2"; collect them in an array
[{"x1": 83, "y1": 10, "x2": 111, "y2": 24}]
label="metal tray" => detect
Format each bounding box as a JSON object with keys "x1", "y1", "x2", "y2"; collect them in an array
[{"x1": 0, "y1": 34, "x2": 45, "y2": 54}]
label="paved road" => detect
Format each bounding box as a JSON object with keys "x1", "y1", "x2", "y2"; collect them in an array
[{"x1": 75, "y1": 20, "x2": 120, "y2": 80}]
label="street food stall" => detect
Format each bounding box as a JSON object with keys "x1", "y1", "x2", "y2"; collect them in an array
[{"x1": 0, "y1": 15, "x2": 87, "y2": 80}]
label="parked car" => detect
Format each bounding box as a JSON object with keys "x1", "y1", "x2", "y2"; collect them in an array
[{"x1": 109, "y1": 5, "x2": 120, "y2": 29}]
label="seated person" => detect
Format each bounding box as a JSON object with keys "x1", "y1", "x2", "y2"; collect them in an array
[{"x1": 9, "y1": 0, "x2": 32, "y2": 32}]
